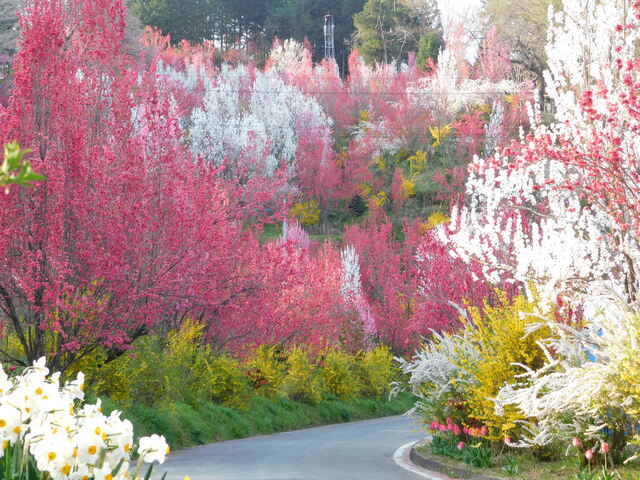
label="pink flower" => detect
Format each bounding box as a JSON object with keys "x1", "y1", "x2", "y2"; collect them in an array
[
  {"x1": 453, "y1": 425, "x2": 461, "y2": 436},
  {"x1": 601, "y1": 442, "x2": 610, "y2": 453},
  {"x1": 572, "y1": 437, "x2": 581, "y2": 447},
  {"x1": 457, "y1": 441, "x2": 465, "y2": 450},
  {"x1": 446, "y1": 417, "x2": 453, "y2": 425},
  {"x1": 463, "y1": 426, "x2": 469, "y2": 435},
  {"x1": 504, "y1": 436, "x2": 512, "y2": 445},
  {"x1": 585, "y1": 449, "x2": 593, "y2": 460}
]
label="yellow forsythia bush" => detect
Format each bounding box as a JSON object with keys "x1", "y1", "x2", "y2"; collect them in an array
[
  {"x1": 319, "y1": 349, "x2": 363, "y2": 399},
  {"x1": 75, "y1": 320, "x2": 255, "y2": 408},
  {"x1": 204, "y1": 354, "x2": 254, "y2": 409},
  {"x1": 461, "y1": 292, "x2": 551, "y2": 441},
  {"x1": 245, "y1": 345, "x2": 287, "y2": 399},
  {"x1": 357, "y1": 345, "x2": 395, "y2": 397},
  {"x1": 424, "y1": 211, "x2": 449, "y2": 230},
  {"x1": 281, "y1": 347, "x2": 322, "y2": 404},
  {"x1": 289, "y1": 199, "x2": 321, "y2": 226}
]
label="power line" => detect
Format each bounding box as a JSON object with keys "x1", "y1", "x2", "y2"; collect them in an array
[{"x1": 207, "y1": 89, "x2": 515, "y2": 96}]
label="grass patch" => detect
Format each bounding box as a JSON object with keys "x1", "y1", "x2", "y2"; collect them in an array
[
  {"x1": 415, "y1": 443, "x2": 640, "y2": 480},
  {"x1": 102, "y1": 393, "x2": 414, "y2": 451}
]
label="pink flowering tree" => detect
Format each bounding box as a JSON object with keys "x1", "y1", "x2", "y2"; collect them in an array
[{"x1": 0, "y1": 0, "x2": 287, "y2": 371}]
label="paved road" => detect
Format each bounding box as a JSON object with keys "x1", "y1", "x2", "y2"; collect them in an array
[{"x1": 154, "y1": 415, "x2": 426, "y2": 480}]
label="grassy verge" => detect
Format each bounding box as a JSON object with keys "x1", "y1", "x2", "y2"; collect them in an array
[
  {"x1": 102, "y1": 393, "x2": 415, "y2": 451},
  {"x1": 415, "y1": 443, "x2": 640, "y2": 480}
]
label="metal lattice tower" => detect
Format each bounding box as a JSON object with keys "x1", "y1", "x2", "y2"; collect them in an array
[{"x1": 324, "y1": 15, "x2": 335, "y2": 60}]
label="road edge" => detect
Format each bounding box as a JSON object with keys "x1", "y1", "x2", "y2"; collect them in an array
[{"x1": 393, "y1": 440, "x2": 456, "y2": 480}]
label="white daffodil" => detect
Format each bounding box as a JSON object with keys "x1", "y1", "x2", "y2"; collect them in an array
[{"x1": 138, "y1": 434, "x2": 169, "y2": 464}]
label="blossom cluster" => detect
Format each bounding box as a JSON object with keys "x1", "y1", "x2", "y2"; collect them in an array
[
  {"x1": 0, "y1": 358, "x2": 170, "y2": 480},
  {"x1": 428, "y1": 419, "x2": 489, "y2": 438}
]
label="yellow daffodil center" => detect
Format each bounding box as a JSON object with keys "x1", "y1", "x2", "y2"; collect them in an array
[
  {"x1": 48, "y1": 452, "x2": 56, "y2": 461},
  {"x1": 88, "y1": 445, "x2": 97, "y2": 455},
  {"x1": 62, "y1": 464, "x2": 71, "y2": 475}
]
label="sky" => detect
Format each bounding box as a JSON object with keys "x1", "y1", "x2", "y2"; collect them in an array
[
  {"x1": 438, "y1": 0, "x2": 485, "y2": 60},
  {"x1": 438, "y1": 0, "x2": 484, "y2": 29}
]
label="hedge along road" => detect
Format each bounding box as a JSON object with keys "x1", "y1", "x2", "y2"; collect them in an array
[{"x1": 154, "y1": 415, "x2": 427, "y2": 480}]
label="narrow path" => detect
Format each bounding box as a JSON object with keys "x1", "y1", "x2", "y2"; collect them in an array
[{"x1": 154, "y1": 415, "x2": 426, "y2": 480}]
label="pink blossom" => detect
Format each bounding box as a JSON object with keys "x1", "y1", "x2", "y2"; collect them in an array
[
  {"x1": 585, "y1": 449, "x2": 594, "y2": 460},
  {"x1": 572, "y1": 437, "x2": 581, "y2": 447},
  {"x1": 601, "y1": 442, "x2": 610, "y2": 453},
  {"x1": 504, "y1": 436, "x2": 512, "y2": 445},
  {"x1": 457, "y1": 441, "x2": 465, "y2": 450}
]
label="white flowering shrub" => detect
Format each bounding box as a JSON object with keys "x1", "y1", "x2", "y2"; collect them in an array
[
  {"x1": 0, "y1": 358, "x2": 171, "y2": 480},
  {"x1": 394, "y1": 330, "x2": 477, "y2": 423},
  {"x1": 495, "y1": 301, "x2": 640, "y2": 452}
]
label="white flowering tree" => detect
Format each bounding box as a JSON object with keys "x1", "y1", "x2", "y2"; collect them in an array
[
  {"x1": 189, "y1": 65, "x2": 333, "y2": 181},
  {"x1": 432, "y1": 0, "x2": 640, "y2": 452},
  {"x1": 340, "y1": 246, "x2": 378, "y2": 348},
  {"x1": 446, "y1": 0, "x2": 640, "y2": 308}
]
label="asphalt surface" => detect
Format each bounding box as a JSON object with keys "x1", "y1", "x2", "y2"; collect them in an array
[{"x1": 153, "y1": 415, "x2": 426, "y2": 480}]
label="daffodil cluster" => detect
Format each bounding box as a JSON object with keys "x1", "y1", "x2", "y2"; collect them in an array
[{"x1": 0, "y1": 358, "x2": 170, "y2": 480}]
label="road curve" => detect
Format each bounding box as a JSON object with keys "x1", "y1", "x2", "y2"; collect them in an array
[{"x1": 154, "y1": 415, "x2": 426, "y2": 480}]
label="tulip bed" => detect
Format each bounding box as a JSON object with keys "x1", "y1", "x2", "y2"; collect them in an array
[{"x1": 415, "y1": 441, "x2": 640, "y2": 480}]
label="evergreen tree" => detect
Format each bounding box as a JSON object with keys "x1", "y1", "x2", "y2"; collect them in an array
[
  {"x1": 353, "y1": 0, "x2": 441, "y2": 65},
  {"x1": 416, "y1": 30, "x2": 442, "y2": 70}
]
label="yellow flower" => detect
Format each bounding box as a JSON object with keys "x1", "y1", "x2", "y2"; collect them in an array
[
  {"x1": 406, "y1": 150, "x2": 427, "y2": 176},
  {"x1": 358, "y1": 109, "x2": 371, "y2": 124},
  {"x1": 429, "y1": 125, "x2": 452, "y2": 148},
  {"x1": 289, "y1": 199, "x2": 320, "y2": 226},
  {"x1": 402, "y1": 177, "x2": 416, "y2": 198},
  {"x1": 423, "y1": 211, "x2": 449, "y2": 230}
]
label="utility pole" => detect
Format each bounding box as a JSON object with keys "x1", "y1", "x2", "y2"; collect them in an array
[{"x1": 324, "y1": 14, "x2": 335, "y2": 60}]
